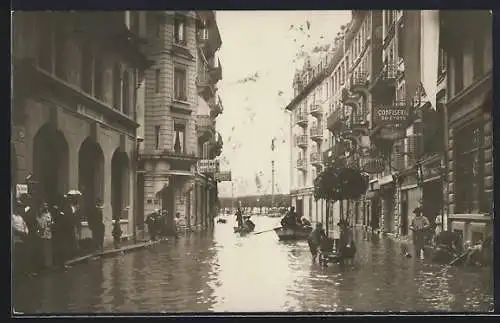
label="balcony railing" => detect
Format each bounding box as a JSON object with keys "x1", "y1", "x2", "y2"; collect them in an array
[
  {"x1": 347, "y1": 113, "x2": 369, "y2": 130},
  {"x1": 295, "y1": 135, "x2": 308, "y2": 148},
  {"x1": 296, "y1": 158, "x2": 307, "y2": 170},
  {"x1": 326, "y1": 108, "x2": 345, "y2": 132},
  {"x1": 196, "y1": 115, "x2": 215, "y2": 137},
  {"x1": 310, "y1": 126, "x2": 323, "y2": 141},
  {"x1": 350, "y1": 71, "x2": 369, "y2": 91},
  {"x1": 310, "y1": 103, "x2": 322, "y2": 117},
  {"x1": 310, "y1": 152, "x2": 323, "y2": 166},
  {"x1": 295, "y1": 112, "x2": 308, "y2": 127},
  {"x1": 382, "y1": 62, "x2": 398, "y2": 80}
]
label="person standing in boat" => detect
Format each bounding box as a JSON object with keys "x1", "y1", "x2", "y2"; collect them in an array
[
  {"x1": 281, "y1": 206, "x2": 298, "y2": 229},
  {"x1": 235, "y1": 207, "x2": 243, "y2": 228},
  {"x1": 307, "y1": 222, "x2": 327, "y2": 262}
]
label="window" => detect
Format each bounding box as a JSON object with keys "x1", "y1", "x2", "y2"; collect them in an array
[
  {"x1": 122, "y1": 70, "x2": 130, "y2": 115},
  {"x1": 130, "y1": 11, "x2": 140, "y2": 35},
  {"x1": 202, "y1": 141, "x2": 210, "y2": 159},
  {"x1": 455, "y1": 122, "x2": 485, "y2": 214},
  {"x1": 112, "y1": 64, "x2": 122, "y2": 110},
  {"x1": 438, "y1": 47, "x2": 447, "y2": 77},
  {"x1": 156, "y1": 16, "x2": 162, "y2": 38},
  {"x1": 174, "y1": 15, "x2": 186, "y2": 45},
  {"x1": 54, "y1": 24, "x2": 68, "y2": 80},
  {"x1": 94, "y1": 56, "x2": 103, "y2": 100},
  {"x1": 473, "y1": 37, "x2": 485, "y2": 80},
  {"x1": 173, "y1": 123, "x2": 186, "y2": 154},
  {"x1": 37, "y1": 17, "x2": 53, "y2": 72},
  {"x1": 453, "y1": 47, "x2": 464, "y2": 95},
  {"x1": 174, "y1": 67, "x2": 187, "y2": 101},
  {"x1": 80, "y1": 43, "x2": 93, "y2": 94},
  {"x1": 154, "y1": 125, "x2": 161, "y2": 150},
  {"x1": 155, "y1": 69, "x2": 160, "y2": 93}
]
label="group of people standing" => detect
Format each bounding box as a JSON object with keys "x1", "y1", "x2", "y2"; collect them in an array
[
  {"x1": 145, "y1": 209, "x2": 182, "y2": 241},
  {"x1": 234, "y1": 207, "x2": 255, "y2": 231},
  {"x1": 12, "y1": 193, "x2": 107, "y2": 278}
]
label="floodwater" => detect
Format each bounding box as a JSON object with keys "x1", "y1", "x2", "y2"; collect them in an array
[{"x1": 12, "y1": 216, "x2": 494, "y2": 313}]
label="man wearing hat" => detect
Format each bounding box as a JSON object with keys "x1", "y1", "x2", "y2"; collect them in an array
[{"x1": 410, "y1": 206, "x2": 430, "y2": 260}]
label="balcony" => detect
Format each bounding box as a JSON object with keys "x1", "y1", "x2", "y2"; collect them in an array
[
  {"x1": 309, "y1": 103, "x2": 322, "y2": 117},
  {"x1": 209, "y1": 58, "x2": 222, "y2": 83},
  {"x1": 210, "y1": 97, "x2": 223, "y2": 119},
  {"x1": 295, "y1": 112, "x2": 308, "y2": 127},
  {"x1": 296, "y1": 158, "x2": 307, "y2": 171},
  {"x1": 196, "y1": 12, "x2": 222, "y2": 59},
  {"x1": 296, "y1": 135, "x2": 308, "y2": 148},
  {"x1": 326, "y1": 108, "x2": 347, "y2": 133},
  {"x1": 346, "y1": 113, "x2": 369, "y2": 132},
  {"x1": 310, "y1": 152, "x2": 323, "y2": 166},
  {"x1": 370, "y1": 62, "x2": 398, "y2": 96},
  {"x1": 310, "y1": 126, "x2": 323, "y2": 142},
  {"x1": 350, "y1": 71, "x2": 369, "y2": 94},
  {"x1": 196, "y1": 115, "x2": 215, "y2": 139},
  {"x1": 196, "y1": 66, "x2": 215, "y2": 99}
]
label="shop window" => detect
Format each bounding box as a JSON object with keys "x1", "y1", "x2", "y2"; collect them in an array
[{"x1": 455, "y1": 122, "x2": 485, "y2": 214}]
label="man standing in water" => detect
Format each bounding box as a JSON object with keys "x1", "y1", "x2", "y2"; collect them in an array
[
  {"x1": 410, "y1": 206, "x2": 430, "y2": 260},
  {"x1": 235, "y1": 207, "x2": 243, "y2": 228},
  {"x1": 307, "y1": 222, "x2": 327, "y2": 262}
]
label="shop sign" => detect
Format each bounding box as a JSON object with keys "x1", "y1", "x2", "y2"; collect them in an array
[
  {"x1": 373, "y1": 104, "x2": 410, "y2": 125},
  {"x1": 215, "y1": 171, "x2": 232, "y2": 182},
  {"x1": 197, "y1": 159, "x2": 220, "y2": 173}
]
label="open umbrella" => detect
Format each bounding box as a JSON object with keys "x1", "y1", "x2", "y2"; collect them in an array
[{"x1": 67, "y1": 189, "x2": 82, "y2": 196}]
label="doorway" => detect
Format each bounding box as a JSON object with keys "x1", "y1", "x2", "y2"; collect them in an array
[
  {"x1": 296, "y1": 198, "x2": 304, "y2": 219},
  {"x1": 423, "y1": 180, "x2": 443, "y2": 225},
  {"x1": 400, "y1": 190, "x2": 409, "y2": 236}
]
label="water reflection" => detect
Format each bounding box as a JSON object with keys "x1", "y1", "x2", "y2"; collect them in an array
[{"x1": 13, "y1": 216, "x2": 493, "y2": 313}]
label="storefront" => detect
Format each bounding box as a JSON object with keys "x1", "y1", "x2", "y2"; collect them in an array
[
  {"x1": 379, "y1": 174, "x2": 396, "y2": 234},
  {"x1": 398, "y1": 170, "x2": 420, "y2": 236}
]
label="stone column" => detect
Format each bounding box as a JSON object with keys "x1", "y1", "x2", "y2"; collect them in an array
[{"x1": 102, "y1": 154, "x2": 113, "y2": 245}]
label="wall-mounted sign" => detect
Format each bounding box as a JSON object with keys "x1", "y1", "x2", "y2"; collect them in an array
[
  {"x1": 215, "y1": 171, "x2": 232, "y2": 182},
  {"x1": 373, "y1": 104, "x2": 409, "y2": 125},
  {"x1": 197, "y1": 159, "x2": 220, "y2": 173}
]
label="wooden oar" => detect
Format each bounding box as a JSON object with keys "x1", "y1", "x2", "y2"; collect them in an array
[
  {"x1": 254, "y1": 227, "x2": 281, "y2": 235},
  {"x1": 448, "y1": 251, "x2": 469, "y2": 266}
]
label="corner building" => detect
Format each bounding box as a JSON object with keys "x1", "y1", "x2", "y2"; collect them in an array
[
  {"x1": 12, "y1": 12, "x2": 150, "y2": 245},
  {"x1": 139, "y1": 11, "x2": 224, "y2": 233}
]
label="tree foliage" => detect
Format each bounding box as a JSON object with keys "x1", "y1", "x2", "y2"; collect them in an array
[{"x1": 313, "y1": 165, "x2": 369, "y2": 202}]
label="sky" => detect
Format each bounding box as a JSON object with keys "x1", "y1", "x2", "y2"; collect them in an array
[{"x1": 215, "y1": 11, "x2": 352, "y2": 198}]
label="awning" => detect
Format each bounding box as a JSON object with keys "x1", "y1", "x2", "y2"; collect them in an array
[{"x1": 195, "y1": 95, "x2": 211, "y2": 116}]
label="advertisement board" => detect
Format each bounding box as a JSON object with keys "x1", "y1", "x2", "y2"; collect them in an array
[{"x1": 373, "y1": 104, "x2": 410, "y2": 126}]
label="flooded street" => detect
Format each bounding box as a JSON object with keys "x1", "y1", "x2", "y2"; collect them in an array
[{"x1": 13, "y1": 216, "x2": 493, "y2": 313}]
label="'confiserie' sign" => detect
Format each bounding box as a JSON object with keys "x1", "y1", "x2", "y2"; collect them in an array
[{"x1": 373, "y1": 104, "x2": 409, "y2": 125}]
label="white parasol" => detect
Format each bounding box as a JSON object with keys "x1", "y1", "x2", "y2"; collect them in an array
[{"x1": 67, "y1": 189, "x2": 82, "y2": 196}]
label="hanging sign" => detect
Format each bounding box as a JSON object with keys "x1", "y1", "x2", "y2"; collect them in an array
[
  {"x1": 215, "y1": 171, "x2": 232, "y2": 182},
  {"x1": 373, "y1": 103, "x2": 409, "y2": 141},
  {"x1": 197, "y1": 159, "x2": 220, "y2": 173}
]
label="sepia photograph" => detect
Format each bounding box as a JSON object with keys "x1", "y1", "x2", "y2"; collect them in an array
[{"x1": 11, "y1": 10, "x2": 493, "y2": 314}]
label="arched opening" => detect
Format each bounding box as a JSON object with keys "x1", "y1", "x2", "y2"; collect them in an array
[
  {"x1": 78, "y1": 138, "x2": 104, "y2": 221},
  {"x1": 32, "y1": 124, "x2": 69, "y2": 206},
  {"x1": 111, "y1": 149, "x2": 130, "y2": 221}
]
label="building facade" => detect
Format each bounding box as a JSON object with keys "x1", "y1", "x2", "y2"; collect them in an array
[
  {"x1": 12, "y1": 12, "x2": 151, "y2": 245},
  {"x1": 139, "y1": 11, "x2": 223, "y2": 233},
  {"x1": 441, "y1": 11, "x2": 493, "y2": 243},
  {"x1": 286, "y1": 10, "x2": 493, "y2": 243}
]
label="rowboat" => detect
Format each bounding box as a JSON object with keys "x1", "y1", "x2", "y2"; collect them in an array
[{"x1": 273, "y1": 226, "x2": 312, "y2": 241}]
